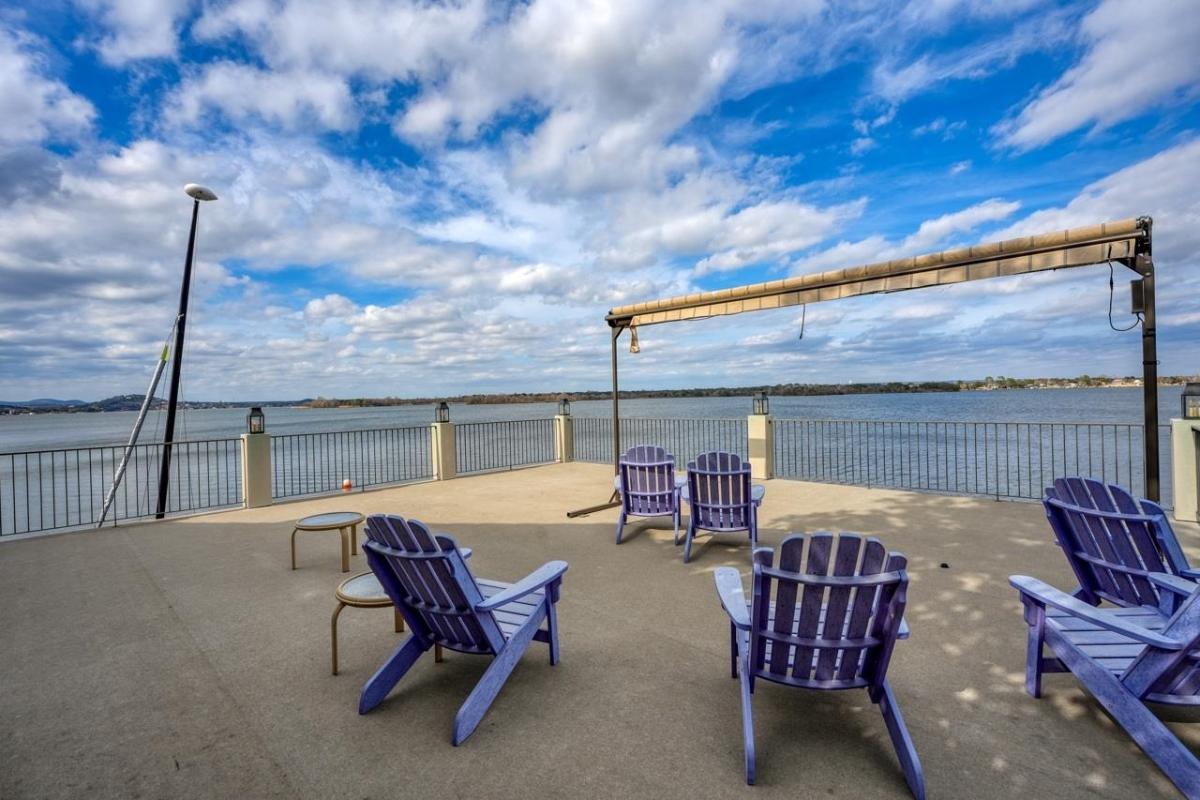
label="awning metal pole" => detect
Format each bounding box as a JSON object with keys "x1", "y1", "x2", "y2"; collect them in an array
[
  {"x1": 1138, "y1": 240, "x2": 1160, "y2": 501},
  {"x1": 565, "y1": 324, "x2": 623, "y2": 518},
  {"x1": 611, "y1": 324, "x2": 621, "y2": 476}
]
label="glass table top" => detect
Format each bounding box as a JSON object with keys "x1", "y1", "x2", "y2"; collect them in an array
[
  {"x1": 337, "y1": 571, "x2": 388, "y2": 602},
  {"x1": 296, "y1": 511, "x2": 365, "y2": 528}
]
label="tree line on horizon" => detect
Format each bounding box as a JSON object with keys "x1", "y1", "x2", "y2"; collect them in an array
[
  {"x1": 3, "y1": 375, "x2": 1195, "y2": 414},
  {"x1": 305, "y1": 374, "x2": 1196, "y2": 408}
]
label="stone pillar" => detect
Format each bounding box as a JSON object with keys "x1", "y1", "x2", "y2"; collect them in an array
[
  {"x1": 747, "y1": 414, "x2": 774, "y2": 481},
  {"x1": 240, "y1": 432, "x2": 273, "y2": 508},
  {"x1": 431, "y1": 421, "x2": 457, "y2": 481},
  {"x1": 554, "y1": 414, "x2": 574, "y2": 463},
  {"x1": 1171, "y1": 419, "x2": 1200, "y2": 523}
]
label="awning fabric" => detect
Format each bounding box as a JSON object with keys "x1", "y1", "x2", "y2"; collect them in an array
[{"x1": 606, "y1": 217, "x2": 1147, "y2": 328}]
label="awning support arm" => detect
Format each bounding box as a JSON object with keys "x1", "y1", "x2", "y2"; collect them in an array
[{"x1": 565, "y1": 323, "x2": 626, "y2": 518}]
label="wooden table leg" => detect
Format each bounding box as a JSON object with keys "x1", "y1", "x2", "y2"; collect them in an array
[
  {"x1": 291, "y1": 527, "x2": 299, "y2": 570},
  {"x1": 350, "y1": 523, "x2": 359, "y2": 555},
  {"x1": 331, "y1": 602, "x2": 346, "y2": 675},
  {"x1": 340, "y1": 527, "x2": 350, "y2": 573},
  {"x1": 435, "y1": 644, "x2": 444, "y2": 663},
  {"x1": 394, "y1": 609, "x2": 404, "y2": 633}
]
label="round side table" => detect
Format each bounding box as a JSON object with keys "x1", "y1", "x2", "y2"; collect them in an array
[
  {"x1": 291, "y1": 511, "x2": 365, "y2": 573},
  {"x1": 331, "y1": 571, "x2": 409, "y2": 676}
]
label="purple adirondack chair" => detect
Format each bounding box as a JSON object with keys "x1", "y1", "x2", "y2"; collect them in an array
[
  {"x1": 1012, "y1": 477, "x2": 1200, "y2": 796},
  {"x1": 359, "y1": 514, "x2": 567, "y2": 745},
  {"x1": 1012, "y1": 572, "x2": 1200, "y2": 797},
  {"x1": 1044, "y1": 477, "x2": 1198, "y2": 611},
  {"x1": 682, "y1": 451, "x2": 764, "y2": 563},
  {"x1": 714, "y1": 533, "x2": 923, "y2": 795},
  {"x1": 615, "y1": 445, "x2": 682, "y2": 545}
]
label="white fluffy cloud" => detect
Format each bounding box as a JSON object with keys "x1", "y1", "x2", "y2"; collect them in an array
[
  {"x1": 0, "y1": 26, "x2": 94, "y2": 147},
  {"x1": 790, "y1": 197, "x2": 1020, "y2": 275},
  {"x1": 75, "y1": 0, "x2": 194, "y2": 64},
  {"x1": 168, "y1": 62, "x2": 357, "y2": 130},
  {"x1": 995, "y1": 0, "x2": 1200, "y2": 150}
]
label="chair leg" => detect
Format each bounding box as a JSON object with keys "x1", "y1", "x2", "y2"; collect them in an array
[
  {"x1": 878, "y1": 681, "x2": 926, "y2": 800},
  {"x1": 359, "y1": 635, "x2": 426, "y2": 714},
  {"x1": 546, "y1": 598, "x2": 560, "y2": 666},
  {"x1": 1024, "y1": 603, "x2": 1046, "y2": 698},
  {"x1": 331, "y1": 602, "x2": 346, "y2": 676},
  {"x1": 729, "y1": 622, "x2": 738, "y2": 679},
  {"x1": 683, "y1": 518, "x2": 696, "y2": 563},
  {"x1": 673, "y1": 507, "x2": 681, "y2": 546},
  {"x1": 291, "y1": 527, "x2": 299, "y2": 570},
  {"x1": 614, "y1": 510, "x2": 626, "y2": 544},
  {"x1": 737, "y1": 633, "x2": 756, "y2": 785},
  {"x1": 453, "y1": 607, "x2": 547, "y2": 745}
]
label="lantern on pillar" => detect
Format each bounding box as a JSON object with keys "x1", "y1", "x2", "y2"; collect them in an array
[
  {"x1": 752, "y1": 392, "x2": 769, "y2": 416},
  {"x1": 558, "y1": 397, "x2": 571, "y2": 416},
  {"x1": 246, "y1": 406, "x2": 266, "y2": 434},
  {"x1": 1183, "y1": 383, "x2": 1200, "y2": 419},
  {"x1": 435, "y1": 401, "x2": 451, "y2": 423}
]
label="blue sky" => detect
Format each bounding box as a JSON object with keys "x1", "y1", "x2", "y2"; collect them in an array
[{"x1": 1, "y1": 0, "x2": 1198, "y2": 400}]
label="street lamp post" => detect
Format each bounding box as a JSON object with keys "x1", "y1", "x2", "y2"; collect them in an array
[{"x1": 155, "y1": 184, "x2": 218, "y2": 519}]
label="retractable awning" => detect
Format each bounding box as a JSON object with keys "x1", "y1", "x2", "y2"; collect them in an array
[
  {"x1": 567, "y1": 216, "x2": 1161, "y2": 518},
  {"x1": 607, "y1": 218, "x2": 1148, "y2": 328}
]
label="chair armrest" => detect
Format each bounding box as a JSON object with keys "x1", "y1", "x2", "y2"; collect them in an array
[
  {"x1": 750, "y1": 484, "x2": 765, "y2": 504},
  {"x1": 1179, "y1": 568, "x2": 1200, "y2": 581},
  {"x1": 1010, "y1": 575, "x2": 1182, "y2": 650},
  {"x1": 714, "y1": 568, "x2": 751, "y2": 630},
  {"x1": 1150, "y1": 572, "x2": 1198, "y2": 597},
  {"x1": 476, "y1": 561, "x2": 568, "y2": 611}
]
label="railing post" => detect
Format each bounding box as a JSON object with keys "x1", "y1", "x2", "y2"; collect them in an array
[
  {"x1": 747, "y1": 413, "x2": 774, "y2": 481},
  {"x1": 239, "y1": 432, "x2": 273, "y2": 508},
  {"x1": 1170, "y1": 418, "x2": 1200, "y2": 523},
  {"x1": 431, "y1": 421, "x2": 457, "y2": 480},
  {"x1": 554, "y1": 414, "x2": 574, "y2": 463}
]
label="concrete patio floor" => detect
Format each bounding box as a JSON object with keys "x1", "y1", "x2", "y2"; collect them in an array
[{"x1": 3, "y1": 461, "x2": 1200, "y2": 799}]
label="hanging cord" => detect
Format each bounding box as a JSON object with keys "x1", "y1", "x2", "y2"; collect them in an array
[
  {"x1": 1106, "y1": 244, "x2": 1142, "y2": 332},
  {"x1": 797, "y1": 303, "x2": 806, "y2": 341}
]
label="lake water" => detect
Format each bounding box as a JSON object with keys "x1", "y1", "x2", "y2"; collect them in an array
[
  {"x1": 0, "y1": 387, "x2": 1183, "y2": 453},
  {"x1": 0, "y1": 387, "x2": 1183, "y2": 536}
]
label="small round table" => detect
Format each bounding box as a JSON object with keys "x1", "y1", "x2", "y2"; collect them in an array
[
  {"x1": 292, "y1": 511, "x2": 364, "y2": 573},
  {"x1": 331, "y1": 571, "x2": 407, "y2": 676},
  {"x1": 328, "y1": 553, "x2": 467, "y2": 675}
]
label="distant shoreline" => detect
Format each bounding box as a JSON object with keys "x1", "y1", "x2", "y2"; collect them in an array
[{"x1": 3, "y1": 376, "x2": 1192, "y2": 415}]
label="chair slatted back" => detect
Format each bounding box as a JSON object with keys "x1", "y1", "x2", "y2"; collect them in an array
[
  {"x1": 363, "y1": 515, "x2": 505, "y2": 654},
  {"x1": 687, "y1": 451, "x2": 752, "y2": 531},
  {"x1": 619, "y1": 445, "x2": 677, "y2": 517},
  {"x1": 1044, "y1": 477, "x2": 1185, "y2": 608},
  {"x1": 749, "y1": 532, "x2": 907, "y2": 692}
]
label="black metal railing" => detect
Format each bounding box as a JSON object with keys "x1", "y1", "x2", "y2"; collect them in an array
[
  {"x1": 773, "y1": 419, "x2": 1165, "y2": 502},
  {"x1": 574, "y1": 417, "x2": 748, "y2": 466},
  {"x1": 271, "y1": 426, "x2": 431, "y2": 499},
  {"x1": 1, "y1": 438, "x2": 242, "y2": 536},
  {"x1": 455, "y1": 419, "x2": 556, "y2": 474}
]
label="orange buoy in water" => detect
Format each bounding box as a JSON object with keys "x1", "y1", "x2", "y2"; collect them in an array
[{"x1": 342, "y1": 479, "x2": 352, "y2": 492}]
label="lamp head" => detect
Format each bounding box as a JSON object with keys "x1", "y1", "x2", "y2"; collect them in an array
[{"x1": 184, "y1": 184, "x2": 218, "y2": 202}]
